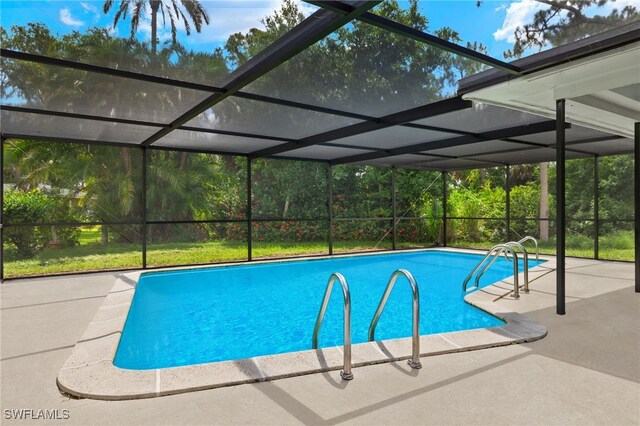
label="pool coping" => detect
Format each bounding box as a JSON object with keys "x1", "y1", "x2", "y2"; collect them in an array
[{"x1": 57, "y1": 248, "x2": 553, "y2": 400}]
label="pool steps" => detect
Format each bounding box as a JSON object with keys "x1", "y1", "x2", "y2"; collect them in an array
[{"x1": 463, "y1": 236, "x2": 539, "y2": 298}]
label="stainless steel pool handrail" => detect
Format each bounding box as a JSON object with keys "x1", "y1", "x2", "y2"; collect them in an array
[
  {"x1": 504, "y1": 241, "x2": 529, "y2": 293},
  {"x1": 368, "y1": 269, "x2": 422, "y2": 369},
  {"x1": 474, "y1": 244, "x2": 521, "y2": 299},
  {"x1": 312, "y1": 272, "x2": 353, "y2": 380},
  {"x1": 518, "y1": 236, "x2": 539, "y2": 260},
  {"x1": 462, "y1": 244, "x2": 511, "y2": 291}
]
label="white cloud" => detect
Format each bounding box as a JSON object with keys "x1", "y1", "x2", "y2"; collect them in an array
[
  {"x1": 189, "y1": 0, "x2": 282, "y2": 43},
  {"x1": 80, "y1": 2, "x2": 98, "y2": 14},
  {"x1": 60, "y1": 8, "x2": 84, "y2": 27},
  {"x1": 166, "y1": 0, "x2": 315, "y2": 46},
  {"x1": 493, "y1": 0, "x2": 545, "y2": 43},
  {"x1": 80, "y1": 1, "x2": 101, "y2": 24}
]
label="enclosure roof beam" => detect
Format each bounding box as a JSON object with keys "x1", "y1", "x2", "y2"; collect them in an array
[
  {"x1": 140, "y1": 1, "x2": 381, "y2": 147},
  {"x1": 331, "y1": 120, "x2": 566, "y2": 165},
  {"x1": 393, "y1": 134, "x2": 614, "y2": 167},
  {"x1": 306, "y1": 1, "x2": 522, "y2": 74},
  {"x1": 249, "y1": 97, "x2": 472, "y2": 158}
]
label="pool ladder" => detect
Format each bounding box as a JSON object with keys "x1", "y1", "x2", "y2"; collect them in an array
[
  {"x1": 312, "y1": 273, "x2": 353, "y2": 380},
  {"x1": 369, "y1": 269, "x2": 422, "y2": 370},
  {"x1": 518, "y1": 236, "x2": 539, "y2": 260},
  {"x1": 312, "y1": 269, "x2": 422, "y2": 381},
  {"x1": 463, "y1": 236, "x2": 538, "y2": 298}
]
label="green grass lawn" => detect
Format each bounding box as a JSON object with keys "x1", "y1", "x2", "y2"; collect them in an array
[
  {"x1": 3, "y1": 227, "x2": 402, "y2": 278},
  {"x1": 4, "y1": 228, "x2": 633, "y2": 278},
  {"x1": 449, "y1": 232, "x2": 634, "y2": 261}
]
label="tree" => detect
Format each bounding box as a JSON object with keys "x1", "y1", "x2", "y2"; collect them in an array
[
  {"x1": 498, "y1": 0, "x2": 639, "y2": 58},
  {"x1": 538, "y1": 162, "x2": 549, "y2": 240},
  {"x1": 103, "y1": 0, "x2": 210, "y2": 52}
]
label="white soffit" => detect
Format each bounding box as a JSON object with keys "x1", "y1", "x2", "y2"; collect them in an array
[{"x1": 462, "y1": 42, "x2": 640, "y2": 139}]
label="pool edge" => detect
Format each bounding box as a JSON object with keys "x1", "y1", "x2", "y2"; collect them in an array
[{"x1": 57, "y1": 248, "x2": 551, "y2": 401}]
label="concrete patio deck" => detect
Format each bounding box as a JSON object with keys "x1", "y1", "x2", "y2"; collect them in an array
[{"x1": 1, "y1": 256, "x2": 638, "y2": 425}]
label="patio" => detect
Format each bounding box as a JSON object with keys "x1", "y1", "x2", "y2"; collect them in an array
[{"x1": 2, "y1": 254, "x2": 637, "y2": 424}]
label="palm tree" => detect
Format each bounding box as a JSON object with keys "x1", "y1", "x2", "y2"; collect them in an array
[
  {"x1": 103, "y1": 0, "x2": 210, "y2": 52},
  {"x1": 539, "y1": 162, "x2": 549, "y2": 241}
]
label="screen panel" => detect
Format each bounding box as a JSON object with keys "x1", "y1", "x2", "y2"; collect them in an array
[
  {"x1": 3, "y1": 140, "x2": 144, "y2": 223},
  {"x1": 566, "y1": 157, "x2": 595, "y2": 219},
  {"x1": 396, "y1": 218, "x2": 440, "y2": 249},
  {"x1": 332, "y1": 165, "x2": 392, "y2": 218},
  {"x1": 153, "y1": 130, "x2": 283, "y2": 153},
  {"x1": 599, "y1": 220, "x2": 634, "y2": 261},
  {"x1": 328, "y1": 126, "x2": 454, "y2": 150},
  {"x1": 243, "y1": 20, "x2": 470, "y2": 117},
  {"x1": 566, "y1": 219, "x2": 595, "y2": 258},
  {"x1": 147, "y1": 151, "x2": 247, "y2": 221},
  {"x1": 396, "y1": 168, "x2": 443, "y2": 221},
  {"x1": 412, "y1": 104, "x2": 547, "y2": 134},
  {"x1": 252, "y1": 159, "x2": 328, "y2": 220},
  {"x1": 2, "y1": 224, "x2": 142, "y2": 278},
  {"x1": 1, "y1": 110, "x2": 159, "y2": 144},
  {"x1": 446, "y1": 218, "x2": 507, "y2": 249},
  {"x1": 2, "y1": 58, "x2": 211, "y2": 124},
  {"x1": 278, "y1": 145, "x2": 374, "y2": 161},
  {"x1": 447, "y1": 168, "x2": 506, "y2": 218},
  {"x1": 146, "y1": 222, "x2": 247, "y2": 267},
  {"x1": 252, "y1": 220, "x2": 328, "y2": 259},
  {"x1": 598, "y1": 154, "x2": 634, "y2": 220},
  {"x1": 332, "y1": 219, "x2": 393, "y2": 253},
  {"x1": 185, "y1": 97, "x2": 363, "y2": 140}
]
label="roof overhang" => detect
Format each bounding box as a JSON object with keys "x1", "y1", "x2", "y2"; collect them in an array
[{"x1": 461, "y1": 41, "x2": 640, "y2": 139}]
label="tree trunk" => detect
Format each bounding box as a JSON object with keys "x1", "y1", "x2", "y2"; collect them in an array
[
  {"x1": 101, "y1": 224, "x2": 109, "y2": 246},
  {"x1": 282, "y1": 196, "x2": 290, "y2": 219},
  {"x1": 539, "y1": 162, "x2": 549, "y2": 240},
  {"x1": 121, "y1": 148, "x2": 131, "y2": 176},
  {"x1": 179, "y1": 152, "x2": 188, "y2": 172},
  {"x1": 150, "y1": 0, "x2": 160, "y2": 53}
]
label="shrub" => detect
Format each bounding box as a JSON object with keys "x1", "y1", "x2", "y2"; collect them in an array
[
  {"x1": 3, "y1": 190, "x2": 80, "y2": 258},
  {"x1": 3, "y1": 191, "x2": 50, "y2": 257}
]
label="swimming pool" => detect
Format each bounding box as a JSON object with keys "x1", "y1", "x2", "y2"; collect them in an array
[{"x1": 114, "y1": 250, "x2": 543, "y2": 370}]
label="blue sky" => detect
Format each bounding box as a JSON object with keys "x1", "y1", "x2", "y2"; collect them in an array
[{"x1": 1, "y1": 0, "x2": 638, "y2": 60}]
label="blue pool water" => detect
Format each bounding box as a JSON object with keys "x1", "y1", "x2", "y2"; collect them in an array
[{"x1": 114, "y1": 250, "x2": 543, "y2": 369}]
